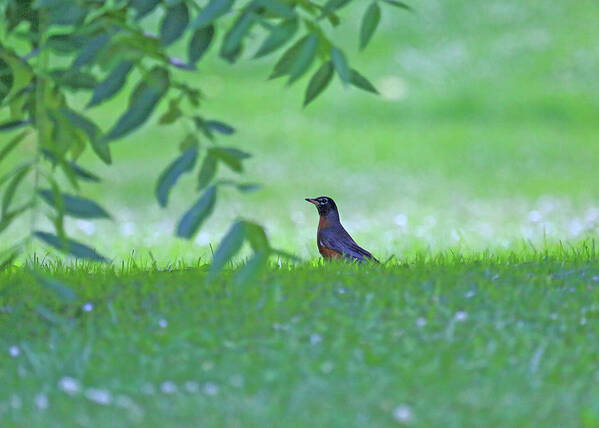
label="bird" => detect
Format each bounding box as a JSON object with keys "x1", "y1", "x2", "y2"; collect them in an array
[{"x1": 305, "y1": 196, "x2": 378, "y2": 263}]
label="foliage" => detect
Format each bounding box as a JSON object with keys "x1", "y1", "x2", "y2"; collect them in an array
[{"x1": 0, "y1": 0, "x2": 408, "y2": 272}]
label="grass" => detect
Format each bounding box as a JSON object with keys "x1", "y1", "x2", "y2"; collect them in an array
[{"x1": 2, "y1": 243, "x2": 599, "y2": 427}]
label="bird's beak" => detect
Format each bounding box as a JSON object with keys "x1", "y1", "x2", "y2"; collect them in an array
[{"x1": 305, "y1": 198, "x2": 318, "y2": 205}]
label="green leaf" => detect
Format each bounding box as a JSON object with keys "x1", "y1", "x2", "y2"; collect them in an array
[
  {"x1": 209, "y1": 220, "x2": 246, "y2": 273},
  {"x1": 233, "y1": 251, "x2": 268, "y2": 285},
  {"x1": 0, "y1": 45, "x2": 33, "y2": 101},
  {"x1": 34, "y1": 231, "x2": 108, "y2": 262},
  {"x1": 50, "y1": 68, "x2": 97, "y2": 91},
  {"x1": 0, "y1": 130, "x2": 28, "y2": 164},
  {"x1": 350, "y1": 69, "x2": 379, "y2": 94},
  {"x1": 161, "y1": 2, "x2": 190, "y2": 46},
  {"x1": 104, "y1": 67, "x2": 170, "y2": 141},
  {"x1": 32, "y1": 271, "x2": 78, "y2": 303},
  {"x1": 159, "y1": 98, "x2": 183, "y2": 125},
  {"x1": 269, "y1": 34, "x2": 309, "y2": 79},
  {"x1": 197, "y1": 152, "x2": 218, "y2": 190},
  {"x1": 0, "y1": 203, "x2": 32, "y2": 235},
  {"x1": 206, "y1": 120, "x2": 235, "y2": 135},
  {"x1": 210, "y1": 147, "x2": 251, "y2": 173},
  {"x1": 0, "y1": 120, "x2": 30, "y2": 132},
  {"x1": 59, "y1": 107, "x2": 111, "y2": 164},
  {"x1": 188, "y1": 25, "x2": 215, "y2": 64},
  {"x1": 304, "y1": 61, "x2": 334, "y2": 106},
  {"x1": 382, "y1": 0, "x2": 411, "y2": 11},
  {"x1": 255, "y1": 0, "x2": 296, "y2": 18},
  {"x1": 176, "y1": 186, "x2": 217, "y2": 238},
  {"x1": 331, "y1": 47, "x2": 350, "y2": 84},
  {"x1": 220, "y1": 11, "x2": 256, "y2": 63},
  {"x1": 287, "y1": 34, "x2": 319, "y2": 84},
  {"x1": 244, "y1": 221, "x2": 269, "y2": 251},
  {"x1": 1, "y1": 165, "x2": 29, "y2": 216},
  {"x1": 73, "y1": 33, "x2": 110, "y2": 68},
  {"x1": 87, "y1": 61, "x2": 134, "y2": 108},
  {"x1": 254, "y1": 18, "x2": 298, "y2": 58},
  {"x1": 38, "y1": 190, "x2": 111, "y2": 219},
  {"x1": 236, "y1": 183, "x2": 262, "y2": 193},
  {"x1": 191, "y1": 0, "x2": 235, "y2": 29},
  {"x1": 320, "y1": 0, "x2": 352, "y2": 17},
  {"x1": 0, "y1": 251, "x2": 18, "y2": 272},
  {"x1": 131, "y1": 0, "x2": 161, "y2": 19},
  {"x1": 360, "y1": 2, "x2": 381, "y2": 50},
  {"x1": 155, "y1": 147, "x2": 198, "y2": 207}
]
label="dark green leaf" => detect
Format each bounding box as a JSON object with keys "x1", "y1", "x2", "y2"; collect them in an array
[
  {"x1": 0, "y1": 58, "x2": 13, "y2": 104},
  {"x1": 211, "y1": 147, "x2": 250, "y2": 173},
  {"x1": 0, "y1": 130, "x2": 28, "y2": 164},
  {"x1": 269, "y1": 34, "x2": 309, "y2": 79},
  {"x1": 193, "y1": 116, "x2": 215, "y2": 141},
  {"x1": 206, "y1": 120, "x2": 235, "y2": 135},
  {"x1": 68, "y1": 163, "x2": 101, "y2": 183},
  {"x1": 155, "y1": 148, "x2": 198, "y2": 207},
  {"x1": 131, "y1": 0, "x2": 161, "y2": 19},
  {"x1": 59, "y1": 107, "x2": 111, "y2": 164},
  {"x1": 161, "y1": 2, "x2": 190, "y2": 46},
  {"x1": 382, "y1": 0, "x2": 412, "y2": 11},
  {"x1": 0, "y1": 47, "x2": 33, "y2": 101},
  {"x1": 304, "y1": 61, "x2": 333, "y2": 106},
  {"x1": 287, "y1": 34, "x2": 319, "y2": 84},
  {"x1": 34, "y1": 231, "x2": 108, "y2": 262},
  {"x1": 255, "y1": 0, "x2": 295, "y2": 18},
  {"x1": 209, "y1": 220, "x2": 246, "y2": 273},
  {"x1": 159, "y1": 98, "x2": 183, "y2": 124},
  {"x1": 197, "y1": 153, "x2": 218, "y2": 190},
  {"x1": 38, "y1": 190, "x2": 111, "y2": 219},
  {"x1": 73, "y1": 33, "x2": 110, "y2": 68},
  {"x1": 0, "y1": 120, "x2": 30, "y2": 132},
  {"x1": 87, "y1": 61, "x2": 134, "y2": 108},
  {"x1": 236, "y1": 183, "x2": 262, "y2": 193},
  {"x1": 254, "y1": 18, "x2": 298, "y2": 58},
  {"x1": 0, "y1": 203, "x2": 32, "y2": 235},
  {"x1": 350, "y1": 69, "x2": 379, "y2": 94},
  {"x1": 32, "y1": 271, "x2": 78, "y2": 303},
  {"x1": 191, "y1": 0, "x2": 235, "y2": 29},
  {"x1": 331, "y1": 47, "x2": 350, "y2": 84},
  {"x1": 188, "y1": 25, "x2": 215, "y2": 64},
  {"x1": 233, "y1": 251, "x2": 268, "y2": 285},
  {"x1": 220, "y1": 11, "x2": 256, "y2": 63},
  {"x1": 244, "y1": 221, "x2": 269, "y2": 251},
  {"x1": 176, "y1": 186, "x2": 217, "y2": 238},
  {"x1": 2, "y1": 165, "x2": 29, "y2": 215},
  {"x1": 320, "y1": 0, "x2": 352, "y2": 17},
  {"x1": 50, "y1": 68, "x2": 97, "y2": 90},
  {"x1": 104, "y1": 67, "x2": 170, "y2": 141},
  {"x1": 360, "y1": 2, "x2": 381, "y2": 50}
]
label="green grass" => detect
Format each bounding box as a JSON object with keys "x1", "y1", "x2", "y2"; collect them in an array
[{"x1": 2, "y1": 244, "x2": 599, "y2": 427}]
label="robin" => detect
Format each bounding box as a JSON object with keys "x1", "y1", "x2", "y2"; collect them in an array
[{"x1": 305, "y1": 196, "x2": 379, "y2": 263}]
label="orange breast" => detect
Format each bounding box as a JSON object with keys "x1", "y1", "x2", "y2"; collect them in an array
[{"x1": 317, "y1": 241, "x2": 343, "y2": 259}]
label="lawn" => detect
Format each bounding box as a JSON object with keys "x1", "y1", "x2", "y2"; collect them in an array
[{"x1": 2, "y1": 246, "x2": 599, "y2": 427}]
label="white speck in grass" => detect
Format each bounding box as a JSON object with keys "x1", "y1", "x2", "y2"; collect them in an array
[
  {"x1": 9, "y1": 345, "x2": 20, "y2": 357},
  {"x1": 82, "y1": 302, "x2": 93, "y2": 312},
  {"x1": 394, "y1": 214, "x2": 408, "y2": 227},
  {"x1": 338, "y1": 287, "x2": 347, "y2": 294},
  {"x1": 203, "y1": 382, "x2": 219, "y2": 396},
  {"x1": 310, "y1": 334, "x2": 322, "y2": 345},
  {"x1": 465, "y1": 290, "x2": 476, "y2": 298},
  {"x1": 528, "y1": 210, "x2": 542, "y2": 223},
  {"x1": 550, "y1": 313, "x2": 558, "y2": 320},
  {"x1": 35, "y1": 393, "x2": 48, "y2": 410},
  {"x1": 58, "y1": 377, "x2": 80, "y2": 395},
  {"x1": 158, "y1": 318, "x2": 168, "y2": 328},
  {"x1": 10, "y1": 394, "x2": 22, "y2": 409},
  {"x1": 160, "y1": 381, "x2": 177, "y2": 394},
  {"x1": 580, "y1": 318, "x2": 587, "y2": 326},
  {"x1": 492, "y1": 274, "x2": 500, "y2": 280},
  {"x1": 184, "y1": 381, "x2": 200, "y2": 393},
  {"x1": 75, "y1": 220, "x2": 96, "y2": 236},
  {"x1": 454, "y1": 311, "x2": 468, "y2": 322},
  {"x1": 393, "y1": 404, "x2": 413, "y2": 424},
  {"x1": 593, "y1": 276, "x2": 599, "y2": 282},
  {"x1": 416, "y1": 317, "x2": 427, "y2": 328},
  {"x1": 85, "y1": 388, "x2": 112, "y2": 405},
  {"x1": 141, "y1": 383, "x2": 155, "y2": 395}
]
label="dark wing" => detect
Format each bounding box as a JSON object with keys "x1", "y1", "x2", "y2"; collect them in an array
[{"x1": 319, "y1": 226, "x2": 377, "y2": 262}]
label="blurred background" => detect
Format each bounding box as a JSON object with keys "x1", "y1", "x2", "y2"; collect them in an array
[{"x1": 2, "y1": 0, "x2": 599, "y2": 262}]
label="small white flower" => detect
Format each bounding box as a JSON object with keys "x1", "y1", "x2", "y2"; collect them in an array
[
  {"x1": 394, "y1": 214, "x2": 408, "y2": 227},
  {"x1": 58, "y1": 377, "x2": 80, "y2": 395},
  {"x1": 160, "y1": 381, "x2": 177, "y2": 394},
  {"x1": 454, "y1": 311, "x2": 468, "y2": 321},
  {"x1": 465, "y1": 290, "x2": 476, "y2": 298},
  {"x1": 310, "y1": 334, "x2": 322, "y2": 345},
  {"x1": 158, "y1": 319, "x2": 168, "y2": 328},
  {"x1": 9, "y1": 345, "x2": 20, "y2": 357},
  {"x1": 203, "y1": 382, "x2": 219, "y2": 396},
  {"x1": 82, "y1": 302, "x2": 93, "y2": 312},
  {"x1": 416, "y1": 317, "x2": 427, "y2": 327},
  {"x1": 35, "y1": 393, "x2": 49, "y2": 410},
  {"x1": 85, "y1": 388, "x2": 112, "y2": 405},
  {"x1": 528, "y1": 210, "x2": 542, "y2": 223},
  {"x1": 393, "y1": 404, "x2": 413, "y2": 424},
  {"x1": 580, "y1": 318, "x2": 587, "y2": 326},
  {"x1": 592, "y1": 276, "x2": 599, "y2": 282}
]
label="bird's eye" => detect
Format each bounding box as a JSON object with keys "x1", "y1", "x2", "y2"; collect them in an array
[{"x1": 319, "y1": 199, "x2": 327, "y2": 204}]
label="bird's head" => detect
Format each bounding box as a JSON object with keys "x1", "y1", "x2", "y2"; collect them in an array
[{"x1": 305, "y1": 196, "x2": 338, "y2": 217}]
